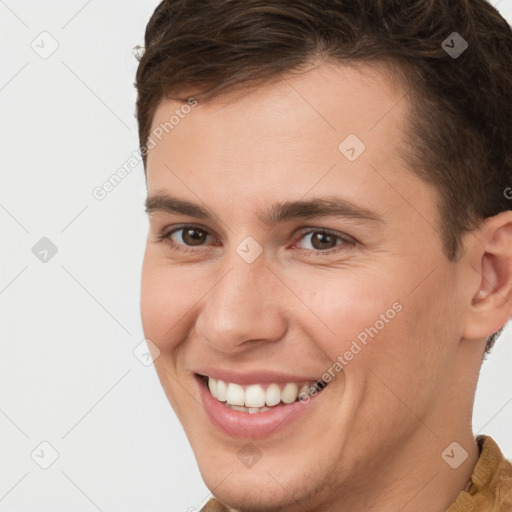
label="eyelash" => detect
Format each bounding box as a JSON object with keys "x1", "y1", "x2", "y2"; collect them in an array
[{"x1": 155, "y1": 224, "x2": 356, "y2": 256}]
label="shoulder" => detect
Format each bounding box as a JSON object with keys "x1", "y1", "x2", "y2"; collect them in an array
[{"x1": 447, "y1": 435, "x2": 512, "y2": 512}]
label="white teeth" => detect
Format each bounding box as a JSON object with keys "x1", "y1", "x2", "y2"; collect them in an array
[
  {"x1": 227, "y1": 404, "x2": 271, "y2": 413},
  {"x1": 226, "y1": 382, "x2": 245, "y2": 406},
  {"x1": 206, "y1": 376, "x2": 326, "y2": 412},
  {"x1": 281, "y1": 382, "x2": 299, "y2": 404},
  {"x1": 245, "y1": 384, "x2": 266, "y2": 408},
  {"x1": 216, "y1": 379, "x2": 228, "y2": 402},
  {"x1": 208, "y1": 378, "x2": 218, "y2": 399},
  {"x1": 265, "y1": 383, "x2": 281, "y2": 406}
]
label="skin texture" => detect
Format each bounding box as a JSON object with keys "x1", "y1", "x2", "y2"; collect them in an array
[{"x1": 140, "y1": 60, "x2": 512, "y2": 511}]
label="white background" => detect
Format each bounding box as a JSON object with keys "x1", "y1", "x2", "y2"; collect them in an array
[{"x1": 0, "y1": 1, "x2": 511, "y2": 511}]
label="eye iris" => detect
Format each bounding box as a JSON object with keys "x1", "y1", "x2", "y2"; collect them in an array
[
  {"x1": 182, "y1": 228, "x2": 206, "y2": 246},
  {"x1": 311, "y1": 232, "x2": 337, "y2": 250}
]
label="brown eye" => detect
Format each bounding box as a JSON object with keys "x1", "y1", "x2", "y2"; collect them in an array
[
  {"x1": 177, "y1": 228, "x2": 208, "y2": 246},
  {"x1": 294, "y1": 228, "x2": 356, "y2": 255},
  {"x1": 156, "y1": 225, "x2": 220, "y2": 254},
  {"x1": 308, "y1": 232, "x2": 338, "y2": 251}
]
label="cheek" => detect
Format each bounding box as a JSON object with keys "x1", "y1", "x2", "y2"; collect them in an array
[
  {"x1": 289, "y1": 268, "x2": 405, "y2": 363},
  {"x1": 140, "y1": 251, "x2": 188, "y2": 349},
  {"x1": 345, "y1": 265, "x2": 461, "y2": 416},
  {"x1": 295, "y1": 262, "x2": 456, "y2": 390}
]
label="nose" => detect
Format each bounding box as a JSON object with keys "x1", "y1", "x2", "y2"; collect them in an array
[{"x1": 194, "y1": 251, "x2": 289, "y2": 354}]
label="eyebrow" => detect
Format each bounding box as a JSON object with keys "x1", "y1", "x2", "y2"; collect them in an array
[{"x1": 145, "y1": 193, "x2": 383, "y2": 225}]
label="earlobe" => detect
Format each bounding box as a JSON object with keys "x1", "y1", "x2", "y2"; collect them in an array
[{"x1": 462, "y1": 211, "x2": 512, "y2": 340}]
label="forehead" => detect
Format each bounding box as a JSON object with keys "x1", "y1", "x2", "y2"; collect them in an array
[
  {"x1": 144, "y1": 60, "x2": 437, "y2": 232},
  {"x1": 146, "y1": 60, "x2": 408, "y2": 173}
]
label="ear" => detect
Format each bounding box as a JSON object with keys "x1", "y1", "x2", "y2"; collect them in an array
[{"x1": 461, "y1": 210, "x2": 512, "y2": 341}]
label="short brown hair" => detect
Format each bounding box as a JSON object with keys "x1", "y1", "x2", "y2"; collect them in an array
[{"x1": 134, "y1": 0, "x2": 512, "y2": 352}]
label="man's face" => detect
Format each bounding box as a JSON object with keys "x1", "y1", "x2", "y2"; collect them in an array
[{"x1": 140, "y1": 62, "x2": 468, "y2": 509}]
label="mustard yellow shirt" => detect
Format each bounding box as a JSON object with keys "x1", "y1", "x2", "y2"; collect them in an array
[{"x1": 200, "y1": 435, "x2": 512, "y2": 511}]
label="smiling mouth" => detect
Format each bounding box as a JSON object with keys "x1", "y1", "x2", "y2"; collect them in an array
[{"x1": 198, "y1": 374, "x2": 329, "y2": 413}]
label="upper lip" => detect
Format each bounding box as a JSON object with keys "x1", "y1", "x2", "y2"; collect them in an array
[{"x1": 194, "y1": 367, "x2": 324, "y2": 386}]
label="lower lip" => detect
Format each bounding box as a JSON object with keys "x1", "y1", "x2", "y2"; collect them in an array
[{"x1": 195, "y1": 375, "x2": 326, "y2": 439}]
